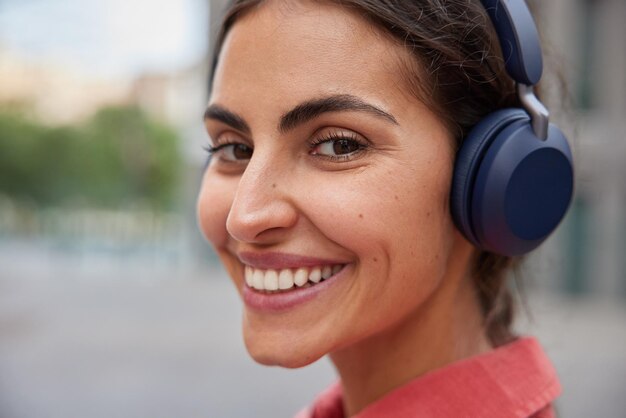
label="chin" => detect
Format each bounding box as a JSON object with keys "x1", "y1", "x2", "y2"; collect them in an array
[{"x1": 243, "y1": 331, "x2": 326, "y2": 369}]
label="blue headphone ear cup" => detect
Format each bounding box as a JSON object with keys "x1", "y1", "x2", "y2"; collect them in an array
[
  {"x1": 451, "y1": 108, "x2": 574, "y2": 256},
  {"x1": 451, "y1": 108, "x2": 529, "y2": 247},
  {"x1": 471, "y1": 121, "x2": 573, "y2": 255}
]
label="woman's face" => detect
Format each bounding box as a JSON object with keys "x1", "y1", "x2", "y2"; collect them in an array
[{"x1": 198, "y1": 0, "x2": 467, "y2": 367}]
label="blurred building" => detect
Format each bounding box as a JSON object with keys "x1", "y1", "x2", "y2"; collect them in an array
[
  {"x1": 130, "y1": 66, "x2": 209, "y2": 162},
  {"x1": 0, "y1": 46, "x2": 131, "y2": 124},
  {"x1": 532, "y1": 0, "x2": 626, "y2": 298},
  {"x1": 0, "y1": 47, "x2": 198, "y2": 124}
]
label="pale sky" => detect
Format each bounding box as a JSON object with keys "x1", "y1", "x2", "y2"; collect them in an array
[{"x1": 0, "y1": 0, "x2": 209, "y2": 78}]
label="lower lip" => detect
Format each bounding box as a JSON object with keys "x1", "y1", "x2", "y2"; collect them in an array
[{"x1": 242, "y1": 265, "x2": 350, "y2": 312}]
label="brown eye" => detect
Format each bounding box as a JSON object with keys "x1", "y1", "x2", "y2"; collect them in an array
[
  {"x1": 210, "y1": 143, "x2": 253, "y2": 162},
  {"x1": 232, "y1": 144, "x2": 253, "y2": 160},
  {"x1": 332, "y1": 139, "x2": 360, "y2": 155},
  {"x1": 311, "y1": 137, "x2": 365, "y2": 159}
]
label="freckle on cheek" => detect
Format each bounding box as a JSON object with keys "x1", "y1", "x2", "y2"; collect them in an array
[
  {"x1": 358, "y1": 213, "x2": 363, "y2": 219},
  {"x1": 272, "y1": 183, "x2": 276, "y2": 188},
  {"x1": 373, "y1": 257, "x2": 378, "y2": 262}
]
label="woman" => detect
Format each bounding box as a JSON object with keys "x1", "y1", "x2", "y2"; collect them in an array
[{"x1": 197, "y1": 0, "x2": 571, "y2": 416}]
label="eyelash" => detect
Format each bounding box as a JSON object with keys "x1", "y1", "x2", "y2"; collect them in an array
[
  {"x1": 203, "y1": 139, "x2": 250, "y2": 160},
  {"x1": 203, "y1": 141, "x2": 236, "y2": 155}
]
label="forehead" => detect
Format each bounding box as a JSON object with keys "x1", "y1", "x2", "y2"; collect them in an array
[{"x1": 210, "y1": 0, "x2": 418, "y2": 117}]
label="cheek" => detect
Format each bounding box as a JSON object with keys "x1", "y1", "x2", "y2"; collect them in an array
[
  {"x1": 196, "y1": 174, "x2": 235, "y2": 249},
  {"x1": 303, "y1": 162, "x2": 453, "y2": 262}
]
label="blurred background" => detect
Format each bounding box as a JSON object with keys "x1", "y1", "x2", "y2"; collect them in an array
[{"x1": 0, "y1": 0, "x2": 624, "y2": 417}]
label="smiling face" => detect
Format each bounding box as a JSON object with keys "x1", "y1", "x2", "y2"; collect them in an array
[{"x1": 197, "y1": 0, "x2": 473, "y2": 368}]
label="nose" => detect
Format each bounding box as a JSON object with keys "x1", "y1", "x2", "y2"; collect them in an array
[{"x1": 226, "y1": 151, "x2": 298, "y2": 244}]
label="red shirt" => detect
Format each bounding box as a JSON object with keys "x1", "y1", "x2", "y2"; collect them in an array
[{"x1": 296, "y1": 337, "x2": 560, "y2": 418}]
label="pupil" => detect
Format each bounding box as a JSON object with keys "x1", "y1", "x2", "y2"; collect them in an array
[
  {"x1": 333, "y1": 139, "x2": 357, "y2": 155},
  {"x1": 234, "y1": 144, "x2": 252, "y2": 159}
]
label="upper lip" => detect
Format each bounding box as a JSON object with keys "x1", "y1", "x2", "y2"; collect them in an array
[{"x1": 237, "y1": 251, "x2": 348, "y2": 270}]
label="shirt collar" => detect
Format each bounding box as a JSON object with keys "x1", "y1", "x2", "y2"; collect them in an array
[{"x1": 302, "y1": 337, "x2": 561, "y2": 418}]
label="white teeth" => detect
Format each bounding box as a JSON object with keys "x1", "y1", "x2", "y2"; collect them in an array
[
  {"x1": 245, "y1": 266, "x2": 253, "y2": 287},
  {"x1": 264, "y1": 270, "x2": 279, "y2": 291},
  {"x1": 278, "y1": 269, "x2": 294, "y2": 290},
  {"x1": 309, "y1": 267, "x2": 322, "y2": 283},
  {"x1": 245, "y1": 265, "x2": 345, "y2": 291},
  {"x1": 294, "y1": 268, "x2": 308, "y2": 287},
  {"x1": 321, "y1": 266, "x2": 332, "y2": 280},
  {"x1": 252, "y1": 269, "x2": 264, "y2": 290}
]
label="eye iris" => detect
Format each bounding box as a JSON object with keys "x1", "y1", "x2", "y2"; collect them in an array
[
  {"x1": 233, "y1": 144, "x2": 252, "y2": 159},
  {"x1": 333, "y1": 139, "x2": 358, "y2": 155}
]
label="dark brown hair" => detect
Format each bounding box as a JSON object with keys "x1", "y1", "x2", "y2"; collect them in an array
[{"x1": 210, "y1": 0, "x2": 522, "y2": 346}]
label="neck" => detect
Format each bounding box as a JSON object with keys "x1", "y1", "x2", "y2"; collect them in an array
[{"x1": 329, "y1": 245, "x2": 492, "y2": 417}]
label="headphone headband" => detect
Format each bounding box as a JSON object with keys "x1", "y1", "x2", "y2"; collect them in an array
[
  {"x1": 481, "y1": 0, "x2": 543, "y2": 85},
  {"x1": 481, "y1": 0, "x2": 548, "y2": 139}
]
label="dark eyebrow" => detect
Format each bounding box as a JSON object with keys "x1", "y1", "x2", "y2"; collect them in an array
[
  {"x1": 279, "y1": 94, "x2": 398, "y2": 133},
  {"x1": 203, "y1": 104, "x2": 251, "y2": 135},
  {"x1": 204, "y1": 94, "x2": 398, "y2": 136}
]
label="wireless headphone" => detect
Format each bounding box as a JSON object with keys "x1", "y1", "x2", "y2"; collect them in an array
[{"x1": 450, "y1": 0, "x2": 574, "y2": 256}]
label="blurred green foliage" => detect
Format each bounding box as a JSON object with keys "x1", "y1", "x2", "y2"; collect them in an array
[{"x1": 0, "y1": 106, "x2": 182, "y2": 210}]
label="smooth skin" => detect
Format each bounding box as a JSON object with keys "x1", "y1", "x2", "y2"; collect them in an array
[{"x1": 197, "y1": 0, "x2": 491, "y2": 415}]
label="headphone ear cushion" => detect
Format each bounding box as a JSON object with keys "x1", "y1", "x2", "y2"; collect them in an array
[
  {"x1": 452, "y1": 108, "x2": 574, "y2": 256},
  {"x1": 451, "y1": 108, "x2": 528, "y2": 246},
  {"x1": 472, "y1": 121, "x2": 573, "y2": 255}
]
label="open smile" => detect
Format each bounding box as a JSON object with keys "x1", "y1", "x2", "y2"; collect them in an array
[
  {"x1": 237, "y1": 252, "x2": 351, "y2": 311},
  {"x1": 244, "y1": 264, "x2": 345, "y2": 292}
]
